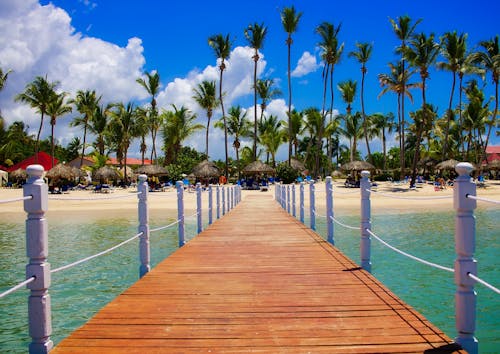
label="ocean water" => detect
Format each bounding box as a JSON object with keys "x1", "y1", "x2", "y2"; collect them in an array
[{"x1": 0, "y1": 204, "x2": 498, "y2": 353}]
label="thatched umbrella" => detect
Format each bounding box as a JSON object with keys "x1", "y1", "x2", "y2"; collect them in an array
[
  {"x1": 135, "y1": 164, "x2": 169, "y2": 176},
  {"x1": 192, "y1": 160, "x2": 221, "y2": 178},
  {"x1": 242, "y1": 160, "x2": 275, "y2": 175},
  {"x1": 289, "y1": 158, "x2": 307, "y2": 173},
  {"x1": 9, "y1": 168, "x2": 27, "y2": 181},
  {"x1": 341, "y1": 160, "x2": 375, "y2": 171},
  {"x1": 486, "y1": 159, "x2": 500, "y2": 170},
  {"x1": 93, "y1": 166, "x2": 120, "y2": 182},
  {"x1": 435, "y1": 159, "x2": 459, "y2": 170},
  {"x1": 46, "y1": 163, "x2": 77, "y2": 183}
]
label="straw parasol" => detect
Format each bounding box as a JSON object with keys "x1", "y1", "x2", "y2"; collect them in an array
[
  {"x1": 486, "y1": 159, "x2": 500, "y2": 170},
  {"x1": 9, "y1": 168, "x2": 27, "y2": 181},
  {"x1": 45, "y1": 163, "x2": 77, "y2": 182},
  {"x1": 192, "y1": 160, "x2": 221, "y2": 178},
  {"x1": 93, "y1": 166, "x2": 120, "y2": 181},
  {"x1": 135, "y1": 164, "x2": 169, "y2": 176},
  {"x1": 242, "y1": 160, "x2": 275, "y2": 175},
  {"x1": 435, "y1": 159, "x2": 459, "y2": 170},
  {"x1": 341, "y1": 160, "x2": 375, "y2": 171},
  {"x1": 289, "y1": 157, "x2": 307, "y2": 173}
]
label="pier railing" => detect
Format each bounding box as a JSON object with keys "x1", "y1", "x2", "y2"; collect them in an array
[
  {"x1": 0, "y1": 165, "x2": 241, "y2": 353},
  {"x1": 275, "y1": 162, "x2": 499, "y2": 354}
]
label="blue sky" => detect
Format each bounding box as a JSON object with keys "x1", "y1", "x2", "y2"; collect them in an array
[{"x1": 1, "y1": 0, "x2": 498, "y2": 161}]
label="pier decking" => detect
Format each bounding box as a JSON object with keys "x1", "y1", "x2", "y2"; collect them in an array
[{"x1": 52, "y1": 193, "x2": 464, "y2": 353}]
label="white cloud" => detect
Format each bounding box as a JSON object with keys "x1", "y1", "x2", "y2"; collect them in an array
[
  {"x1": 291, "y1": 51, "x2": 319, "y2": 78},
  {"x1": 0, "y1": 0, "x2": 146, "y2": 147}
]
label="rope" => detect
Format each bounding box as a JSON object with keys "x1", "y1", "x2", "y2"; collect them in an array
[
  {"x1": 466, "y1": 194, "x2": 500, "y2": 205},
  {"x1": 368, "y1": 189, "x2": 453, "y2": 200},
  {"x1": 331, "y1": 216, "x2": 361, "y2": 230},
  {"x1": 51, "y1": 232, "x2": 143, "y2": 274},
  {"x1": 0, "y1": 195, "x2": 32, "y2": 204},
  {"x1": 150, "y1": 219, "x2": 181, "y2": 232},
  {"x1": 48, "y1": 192, "x2": 141, "y2": 201},
  {"x1": 366, "y1": 229, "x2": 454, "y2": 273},
  {"x1": 468, "y1": 273, "x2": 500, "y2": 294},
  {"x1": 332, "y1": 189, "x2": 360, "y2": 195},
  {"x1": 0, "y1": 276, "x2": 35, "y2": 299}
]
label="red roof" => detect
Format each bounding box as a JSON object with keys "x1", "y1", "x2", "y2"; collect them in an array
[
  {"x1": 106, "y1": 157, "x2": 152, "y2": 165},
  {"x1": 6, "y1": 152, "x2": 58, "y2": 172},
  {"x1": 486, "y1": 146, "x2": 500, "y2": 154}
]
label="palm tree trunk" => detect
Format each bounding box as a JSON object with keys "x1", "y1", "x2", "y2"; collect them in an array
[
  {"x1": 410, "y1": 78, "x2": 427, "y2": 188},
  {"x1": 80, "y1": 120, "x2": 87, "y2": 168},
  {"x1": 480, "y1": 81, "x2": 498, "y2": 167},
  {"x1": 253, "y1": 54, "x2": 258, "y2": 162},
  {"x1": 287, "y1": 38, "x2": 292, "y2": 165},
  {"x1": 220, "y1": 63, "x2": 229, "y2": 178},
  {"x1": 35, "y1": 112, "x2": 45, "y2": 163},
  {"x1": 382, "y1": 129, "x2": 387, "y2": 170},
  {"x1": 327, "y1": 68, "x2": 335, "y2": 175},
  {"x1": 51, "y1": 119, "x2": 55, "y2": 168},
  {"x1": 361, "y1": 68, "x2": 372, "y2": 164},
  {"x1": 442, "y1": 71, "x2": 456, "y2": 160},
  {"x1": 459, "y1": 75, "x2": 466, "y2": 159}
]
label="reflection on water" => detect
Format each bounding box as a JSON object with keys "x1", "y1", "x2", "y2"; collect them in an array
[{"x1": 1, "y1": 209, "x2": 498, "y2": 353}]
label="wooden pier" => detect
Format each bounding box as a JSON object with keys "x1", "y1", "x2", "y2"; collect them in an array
[{"x1": 52, "y1": 193, "x2": 464, "y2": 353}]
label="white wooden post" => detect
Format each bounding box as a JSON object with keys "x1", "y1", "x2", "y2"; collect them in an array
[
  {"x1": 24, "y1": 165, "x2": 53, "y2": 354},
  {"x1": 300, "y1": 182, "x2": 305, "y2": 223},
  {"x1": 138, "y1": 175, "x2": 150, "y2": 278},
  {"x1": 287, "y1": 185, "x2": 291, "y2": 214},
  {"x1": 453, "y1": 162, "x2": 478, "y2": 354},
  {"x1": 196, "y1": 182, "x2": 202, "y2": 234},
  {"x1": 176, "y1": 181, "x2": 185, "y2": 247},
  {"x1": 216, "y1": 185, "x2": 220, "y2": 219},
  {"x1": 360, "y1": 171, "x2": 372, "y2": 272},
  {"x1": 222, "y1": 186, "x2": 226, "y2": 215},
  {"x1": 208, "y1": 185, "x2": 213, "y2": 225},
  {"x1": 281, "y1": 183, "x2": 286, "y2": 209},
  {"x1": 275, "y1": 182, "x2": 279, "y2": 202},
  {"x1": 292, "y1": 184, "x2": 296, "y2": 217},
  {"x1": 326, "y1": 176, "x2": 334, "y2": 245},
  {"x1": 309, "y1": 181, "x2": 316, "y2": 231},
  {"x1": 228, "y1": 186, "x2": 232, "y2": 210}
]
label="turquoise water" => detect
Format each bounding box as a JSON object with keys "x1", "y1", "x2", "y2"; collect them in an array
[{"x1": 0, "y1": 206, "x2": 498, "y2": 353}]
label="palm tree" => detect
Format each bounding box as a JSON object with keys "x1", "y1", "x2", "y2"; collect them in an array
[
  {"x1": 244, "y1": 23, "x2": 268, "y2": 161},
  {"x1": 404, "y1": 32, "x2": 440, "y2": 187},
  {"x1": 193, "y1": 80, "x2": 219, "y2": 157},
  {"x1": 338, "y1": 112, "x2": 364, "y2": 162},
  {"x1": 303, "y1": 107, "x2": 325, "y2": 175},
  {"x1": 0, "y1": 67, "x2": 12, "y2": 117},
  {"x1": 349, "y1": 42, "x2": 373, "y2": 163},
  {"x1": 134, "y1": 106, "x2": 149, "y2": 164},
  {"x1": 259, "y1": 115, "x2": 286, "y2": 167},
  {"x1": 69, "y1": 90, "x2": 101, "y2": 167},
  {"x1": 256, "y1": 78, "x2": 282, "y2": 123},
  {"x1": 389, "y1": 15, "x2": 421, "y2": 179},
  {"x1": 0, "y1": 121, "x2": 32, "y2": 162},
  {"x1": 136, "y1": 70, "x2": 161, "y2": 162},
  {"x1": 89, "y1": 105, "x2": 108, "y2": 156},
  {"x1": 162, "y1": 104, "x2": 203, "y2": 165},
  {"x1": 371, "y1": 112, "x2": 395, "y2": 170},
  {"x1": 46, "y1": 91, "x2": 72, "y2": 167},
  {"x1": 338, "y1": 80, "x2": 357, "y2": 116},
  {"x1": 472, "y1": 35, "x2": 499, "y2": 164},
  {"x1": 15, "y1": 76, "x2": 58, "y2": 162},
  {"x1": 208, "y1": 33, "x2": 232, "y2": 177},
  {"x1": 215, "y1": 105, "x2": 251, "y2": 178},
  {"x1": 282, "y1": 109, "x2": 304, "y2": 157},
  {"x1": 107, "y1": 102, "x2": 140, "y2": 183},
  {"x1": 316, "y1": 22, "x2": 344, "y2": 174},
  {"x1": 437, "y1": 31, "x2": 468, "y2": 159},
  {"x1": 281, "y1": 6, "x2": 302, "y2": 164}
]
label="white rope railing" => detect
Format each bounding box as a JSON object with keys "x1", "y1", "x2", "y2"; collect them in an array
[
  {"x1": 366, "y1": 229, "x2": 454, "y2": 273},
  {"x1": 466, "y1": 194, "x2": 500, "y2": 205},
  {"x1": 48, "y1": 192, "x2": 141, "y2": 201},
  {"x1": 150, "y1": 219, "x2": 182, "y2": 232},
  {"x1": 332, "y1": 188, "x2": 360, "y2": 195},
  {"x1": 0, "y1": 195, "x2": 33, "y2": 204},
  {"x1": 331, "y1": 216, "x2": 361, "y2": 230},
  {"x1": 0, "y1": 276, "x2": 35, "y2": 299},
  {"x1": 468, "y1": 273, "x2": 500, "y2": 294},
  {"x1": 51, "y1": 232, "x2": 143, "y2": 274},
  {"x1": 368, "y1": 189, "x2": 453, "y2": 200}
]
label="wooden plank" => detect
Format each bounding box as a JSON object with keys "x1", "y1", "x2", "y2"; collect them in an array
[{"x1": 51, "y1": 194, "x2": 465, "y2": 353}]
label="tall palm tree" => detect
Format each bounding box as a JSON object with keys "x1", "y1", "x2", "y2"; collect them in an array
[
  {"x1": 256, "y1": 78, "x2": 282, "y2": 123},
  {"x1": 349, "y1": 42, "x2": 373, "y2": 163},
  {"x1": 107, "y1": 102, "x2": 140, "y2": 183},
  {"x1": 338, "y1": 80, "x2": 359, "y2": 161},
  {"x1": 339, "y1": 112, "x2": 364, "y2": 162},
  {"x1": 134, "y1": 106, "x2": 150, "y2": 164},
  {"x1": 389, "y1": 15, "x2": 421, "y2": 179},
  {"x1": 89, "y1": 105, "x2": 108, "y2": 156},
  {"x1": 15, "y1": 76, "x2": 58, "y2": 162},
  {"x1": 136, "y1": 70, "x2": 161, "y2": 162},
  {"x1": 259, "y1": 115, "x2": 285, "y2": 167},
  {"x1": 316, "y1": 21, "x2": 343, "y2": 174},
  {"x1": 215, "y1": 105, "x2": 251, "y2": 178},
  {"x1": 303, "y1": 107, "x2": 325, "y2": 175},
  {"x1": 282, "y1": 109, "x2": 304, "y2": 157},
  {"x1": 404, "y1": 32, "x2": 440, "y2": 187},
  {"x1": 437, "y1": 31, "x2": 468, "y2": 159},
  {"x1": 472, "y1": 35, "x2": 499, "y2": 164},
  {"x1": 46, "y1": 91, "x2": 72, "y2": 167},
  {"x1": 162, "y1": 104, "x2": 203, "y2": 165},
  {"x1": 70, "y1": 90, "x2": 101, "y2": 167},
  {"x1": 208, "y1": 33, "x2": 232, "y2": 177},
  {"x1": 244, "y1": 23, "x2": 268, "y2": 161},
  {"x1": 192, "y1": 80, "x2": 219, "y2": 157},
  {"x1": 371, "y1": 112, "x2": 395, "y2": 170},
  {"x1": 281, "y1": 6, "x2": 302, "y2": 164}
]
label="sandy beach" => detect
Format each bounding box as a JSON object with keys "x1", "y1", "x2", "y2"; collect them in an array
[{"x1": 1, "y1": 179, "x2": 499, "y2": 224}]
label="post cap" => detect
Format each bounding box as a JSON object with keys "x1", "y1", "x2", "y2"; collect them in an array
[
  {"x1": 455, "y1": 162, "x2": 474, "y2": 176},
  {"x1": 361, "y1": 170, "x2": 370, "y2": 178},
  {"x1": 138, "y1": 174, "x2": 148, "y2": 182},
  {"x1": 26, "y1": 164, "x2": 44, "y2": 179}
]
